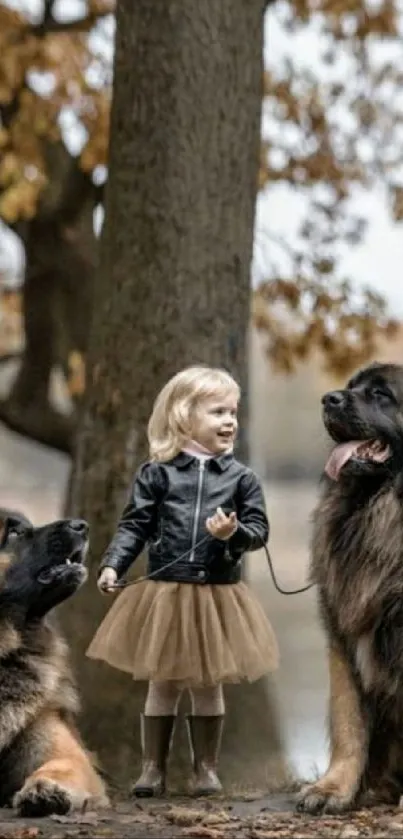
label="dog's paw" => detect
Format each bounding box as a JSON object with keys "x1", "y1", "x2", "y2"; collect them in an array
[
  {"x1": 296, "y1": 782, "x2": 355, "y2": 815},
  {"x1": 14, "y1": 779, "x2": 75, "y2": 817}
]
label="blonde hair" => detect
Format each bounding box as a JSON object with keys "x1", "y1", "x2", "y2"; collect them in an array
[{"x1": 147, "y1": 365, "x2": 240, "y2": 462}]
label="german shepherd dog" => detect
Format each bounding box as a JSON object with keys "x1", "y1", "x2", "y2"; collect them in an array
[
  {"x1": 0, "y1": 510, "x2": 108, "y2": 817},
  {"x1": 297, "y1": 362, "x2": 403, "y2": 814}
]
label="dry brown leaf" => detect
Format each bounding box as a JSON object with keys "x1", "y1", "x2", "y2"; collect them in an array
[
  {"x1": 181, "y1": 827, "x2": 225, "y2": 839},
  {"x1": 166, "y1": 806, "x2": 205, "y2": 825},
  {"x1": 381, "y1": 812, "x2": 403, "y2": 835},
  {"x1": 50, "y1": 811, "x2": 100, "y2": 824},
  {"x1": 339, "y1": 826, "x2": 361, "y2": 838},
  {"x1": 201, "y1": 811, "x2": 232, "y2": 825},
  {"x1": 118, "y1": 812, "x2": 156, "y2": 824},
  {"x1": 67, "y1": 350, "x2": 86, "y2": 397}
]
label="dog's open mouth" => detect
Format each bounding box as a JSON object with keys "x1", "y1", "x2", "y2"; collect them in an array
[
  {"x1": 325, "y1": 438, "x2": 391, "y2": 481},
  {"x1": 64, "y1": 547, "x2": 85, "y2": 566},
  {"x1": 37, "y1": 543, "x2": 88, "y2": 585}
]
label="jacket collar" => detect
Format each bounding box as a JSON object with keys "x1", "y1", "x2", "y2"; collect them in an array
[{"x1": 171, "y1": 452, "x2": 234, "y2": 472}]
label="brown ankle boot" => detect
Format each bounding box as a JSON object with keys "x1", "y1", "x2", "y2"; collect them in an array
[
  {"x1": 132, "y1": 714, "x2": 175, "y2": 797},
  {"x1": 186, "y1": 715, "x2": 224, "y2": 796}
]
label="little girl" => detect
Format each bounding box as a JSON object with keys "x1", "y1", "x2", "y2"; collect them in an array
[{"x1": 86, "y1": 365, "x2": 279, "y2": 797}]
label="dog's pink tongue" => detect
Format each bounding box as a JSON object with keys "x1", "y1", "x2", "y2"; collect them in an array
[{"x1": 325, "y1": 441, "x2": 360, "y2": 481}]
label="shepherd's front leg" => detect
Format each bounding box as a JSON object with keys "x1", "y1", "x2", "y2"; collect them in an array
[{"x1": 14, "y1": 712, "x2": 108, "y2": 817}]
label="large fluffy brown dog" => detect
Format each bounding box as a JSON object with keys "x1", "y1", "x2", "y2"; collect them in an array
[
  {"x1": 0, "y1": 509, "x2": 108, "y2": 817},
  {"x1": 297, "y1": 362, "x2": 403, "y2": 815}
]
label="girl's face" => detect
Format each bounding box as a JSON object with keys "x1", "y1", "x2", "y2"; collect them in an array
[{"x1": 190, "y1": 390, "x2": 239, "y2": 454}]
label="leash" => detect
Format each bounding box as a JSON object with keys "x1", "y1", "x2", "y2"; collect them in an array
[
  {"x1": 110, "y1": 533, "x2": 314, "y2": 596},
  {"x1": 262, "y1": 542, "x2": 314, "y2": 595},
  {"x1": 111, "y1": 534, "x2": 212, "y2": 589}
]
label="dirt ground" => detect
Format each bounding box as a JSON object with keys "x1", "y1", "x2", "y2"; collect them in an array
[{"x1": 2, "y1": 794, "x2": 403, "y2": 839}]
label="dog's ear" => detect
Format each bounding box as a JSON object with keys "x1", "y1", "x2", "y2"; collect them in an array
[{"x1": 0, "y1": 511, "x2": 33, "y2": 551}]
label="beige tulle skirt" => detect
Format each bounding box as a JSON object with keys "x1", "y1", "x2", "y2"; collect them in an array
[{"x1": 86, "y1": 580, "x2": 279, "y2": 688}]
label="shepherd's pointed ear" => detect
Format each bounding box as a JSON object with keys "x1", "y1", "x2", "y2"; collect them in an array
[{"x1": 0, "y1": 511, "x2": 33, "y2": 550}]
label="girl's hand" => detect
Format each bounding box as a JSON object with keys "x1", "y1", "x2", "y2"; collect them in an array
[
  {"x1": 98, "y1": 567, "x2": 118, "y2": 594},
  {"x1": 206, "y1": 507, "x2": 238, "y2": 541}
]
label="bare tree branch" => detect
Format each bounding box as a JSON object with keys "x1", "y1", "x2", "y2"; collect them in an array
[
  {"x1": 0, "y1": 398, "x2": 74, "y2": 454},
  {"x1": 57, "y1": 164, "x2": 98, "y2": 227},
  {"x1": 0, "y1": 352, "x2": 22, "y2": 367},
  {"x1": 43, "y1": 0, "x2": 57, "y2": 25},
  {"x1": 31, "y1": 8, "x2": 113, "y2": 36}
]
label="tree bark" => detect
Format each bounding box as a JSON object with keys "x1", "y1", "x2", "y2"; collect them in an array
[{"x1": 62, "y1": 0, "x2": 288, "y2": 791}]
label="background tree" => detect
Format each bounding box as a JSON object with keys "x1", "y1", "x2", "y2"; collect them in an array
[
  {"x1": 256, "y1": 0, "x2": 402, "y2": 374},
  {"x1": 0, "y1": 0, "x2": 401, "y2": 453},
  {"x1": 0, "y1": 0, "x2": 112, "y2": 450}
]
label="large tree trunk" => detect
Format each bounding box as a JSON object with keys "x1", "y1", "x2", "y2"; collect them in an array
[{"x1": 62, "y1": 0, "x2": 288, "y2": 792}]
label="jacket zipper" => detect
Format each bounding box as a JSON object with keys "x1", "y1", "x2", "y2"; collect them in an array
[{"x1": 189, "y1": 461, "x2": 205, "y2": 562}]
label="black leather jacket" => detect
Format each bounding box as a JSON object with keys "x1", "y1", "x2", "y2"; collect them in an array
[{"x1": 99, "y1": 452, "x2": 269, "y2": 585}]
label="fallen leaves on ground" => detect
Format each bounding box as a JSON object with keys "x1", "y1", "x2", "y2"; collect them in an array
[
  {"x1": 3, "y1": 798, "x2": 403, "y2": 838},
  {"x1": 166, "y1": 807, "x2": 207, "y2": 826}
]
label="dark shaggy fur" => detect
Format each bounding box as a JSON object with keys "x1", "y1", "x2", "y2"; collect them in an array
[
  {"x1": 297, "y1": 362, "x2": 403, "y2": 815},
  {"x1": 0, "y1": 509, "x2": 108, "y2": 817}
]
